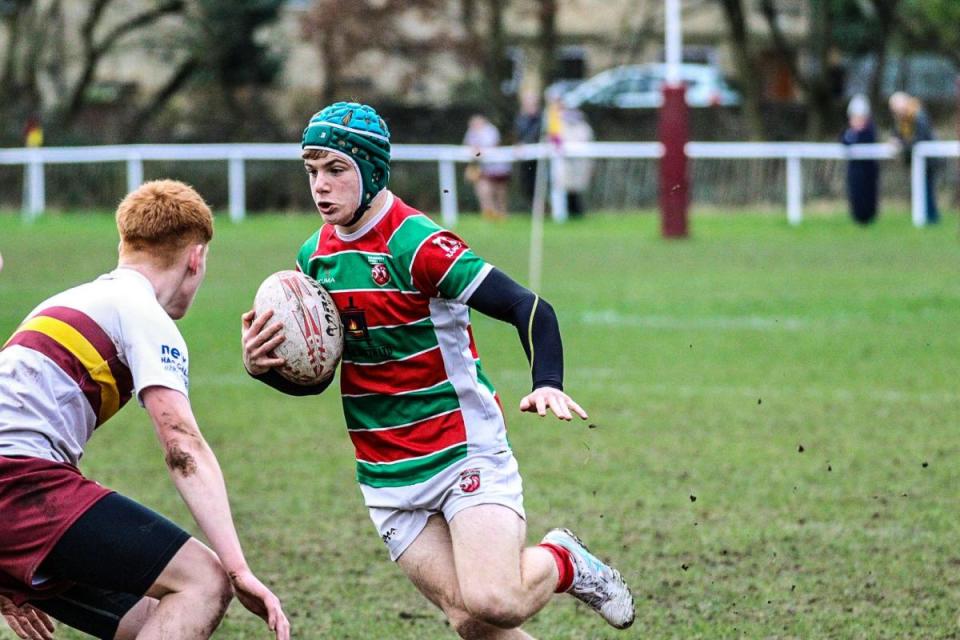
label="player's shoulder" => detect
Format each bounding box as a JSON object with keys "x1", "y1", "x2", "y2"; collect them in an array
[
  {"x1": 385, "y1": 198, "x2": 447, "y2": 255},
  {"x1": 97, "y1": 269, "x2": 163, "y2": 309},
  {"x1": 33, "y1": 271, "x2": 149, "y2": 322},
  {"x1": 297, "y1": 228, "x2": 324, "y2": 268},
  {"x1": 22, "y1": 270, "x2": 179, "y2": 351},
  {"x1": 96, "y1": 270, "x2": 182, "y2": 335}
]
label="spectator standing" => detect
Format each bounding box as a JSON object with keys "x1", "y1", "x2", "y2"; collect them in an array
[
  {"x1": 514, "y1": 91, "x2": 542, "y2": 206},
  {"x1": 889, "y1": 91, "x2": 939, "y2": 224},
  {"x1": 463, "y1": 114, "x2": 511, "y2": 220},
  {"x1": 560, "y1": 107, "x2": 595, "y2": 218},
  {"x1": 23, "y1": 114, "x2": 43, "y2": 148},
  {"x1": 841, "y1": 94, "x2": 879, "y2": 225},
  {"x1": 20, "y1": 114, "x2": 43, "y2": 220}
]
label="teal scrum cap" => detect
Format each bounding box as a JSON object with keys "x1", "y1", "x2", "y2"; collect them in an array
[{"x1": 301, "y1": 102, "x2": 391, "y2": 225}]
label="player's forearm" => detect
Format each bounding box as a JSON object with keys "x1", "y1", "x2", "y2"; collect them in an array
[
  {"x1": 520, "y1": 296, "x2": 564, "y2": 390},
  {"x1": 144, "y1": 387, "x2": 252, "y2": 574},
  {"x1": 248, "y1": 367, "x2": 333, "y2": 396},
  {"x1": 164, "y1": 437, "x2": 249, "y2": 573},
  {"x1": 467, "y1": 268, "x2": 564, "y2": 390}
]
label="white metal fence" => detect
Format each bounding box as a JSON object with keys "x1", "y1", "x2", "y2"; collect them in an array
[{"x1": 1, "y1": 140, "x2": 957, "y2": 227}]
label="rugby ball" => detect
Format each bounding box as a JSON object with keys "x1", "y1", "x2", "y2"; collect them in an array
[{"x1": 253, "y1": 270, "x2": 343, "y2": 386}]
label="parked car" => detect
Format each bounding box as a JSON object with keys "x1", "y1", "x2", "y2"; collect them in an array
[
  {"x1": 559, "y1": 63, "x2": 741, "y2": 109},
  {"x1": 845, "y1": 54, "x2": 959, "y2": 107}
]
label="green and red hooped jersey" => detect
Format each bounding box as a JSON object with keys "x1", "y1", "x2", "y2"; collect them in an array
[{"x1": 296, "y1": 193, "x2": 507, "y2": 493}]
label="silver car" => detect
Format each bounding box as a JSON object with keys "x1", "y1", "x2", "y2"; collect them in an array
[{"x1": 560, "y1": 63, "x2": 741, "y2": 109}]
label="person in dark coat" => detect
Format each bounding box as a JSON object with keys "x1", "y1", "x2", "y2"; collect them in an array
[
  {"x1": 514, "y1": 91, "x2": 542, "y2": 206},
  {"x1": 841, "y1": 94, "x2": 880, "y2": 225}
]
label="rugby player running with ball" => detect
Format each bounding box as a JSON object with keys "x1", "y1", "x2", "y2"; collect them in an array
[{"x1": 242, "y1": 102, "x2": 634, "y2": 638}]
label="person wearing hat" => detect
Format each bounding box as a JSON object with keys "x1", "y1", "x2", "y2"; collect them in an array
[
  {"x1": 241, "y1": 102, "x2": 635, "y2": 637},
  {"x1": 841, "y1": 94, "x2": 880, "y2": 225}
]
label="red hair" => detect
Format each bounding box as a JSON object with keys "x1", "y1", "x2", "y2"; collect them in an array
[{"x1": 116, "y1": 180, "x2": 213, "y2": 266}]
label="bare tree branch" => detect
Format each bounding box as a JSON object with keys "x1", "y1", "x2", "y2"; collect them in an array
[
  {"x1": 715, "y1": 0, "x2": 764, "y2": 139},
  {"x1": 758, "y1": 0, "x2": 805, "y2": 92},
  {"x1": 894, "y1": 7, "x2": 960, "y2": 69},
  {"x1": 302, "y1": 0, "x2": 456, "y2": 103},
  {"x1": 123, "y1": 56, "x2": 199, "y2": 142},
  {"x1": 96, "y1": 0, "x2": 184, "y2": 58},
  {"x1": 536, "y1": 0, "x2": 557, "y2": 88},
  {"x1": 64, "y1": 0, "x2": 186, "y2": 126}
]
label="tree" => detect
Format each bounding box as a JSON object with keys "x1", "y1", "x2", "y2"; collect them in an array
[
  {"x1": 0, "y1": 0, "x2": 187, "y2": 142},
  {"x1": 715, "y1": 0, "x2": 765, "y2": 140},
  {"x1": 715, "y1": 0, "x2": 917, "y2": 139},
  {"x1": 896, "y1": 0, "x2": 960, "y2": 68},
  {"x1": 61, "y1": 0, "x2": 186, "y2": 129},
  {"x1": 535, "y1": 0, "x2": 558, "y2": 89},
  {"x1": 126, "y1": 0, "x2": 286, "y2": 141},
  {"x1": 481, "y1": 0, "x2": 513, "y2": 127},
  {"x1": 827, "y1": 0, "x2": 900, "y2": 119},
  {"x1": 301, "y1": 0, "x2": 457, "y2": 105},
  {"x1": 757, "y1": 0, "x2": 841, "y2": 139},
  {"x1": 0, "y1": 0, "x2": 65, "y2": 142},
  {"x1": 0, "y1": 0, "x2": 285, "y2": 144}
]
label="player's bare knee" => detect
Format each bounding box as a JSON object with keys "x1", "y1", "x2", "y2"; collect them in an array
[
  {"x1": 445, "y1": 609, "x2": 476, "y2": 639},
  {"x1": 207, "y1": 567, "x2": 234, "y2": 615},
  {"x1": 460, "y1": 589, "x2": 525, "y2": 629},
  {"x1": 452, "y1": 615, "x2": 502, "y2": 640},
  {"x1": 186, "y1": 552, "x2": 233, "y2": 614}
]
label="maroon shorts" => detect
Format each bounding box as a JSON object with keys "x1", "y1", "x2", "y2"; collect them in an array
[{"x1": 0, "y1": 456, "x2": 112, "y2": 604}]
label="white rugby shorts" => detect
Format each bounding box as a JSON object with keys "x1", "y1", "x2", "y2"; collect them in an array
[{"x1": 367, "y1": 449, "x2": 525, "y2": 561}]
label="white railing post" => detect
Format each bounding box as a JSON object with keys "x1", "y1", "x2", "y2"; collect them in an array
[
  {"x1": 786, "y1": 154, "x2": 802, "y2": 225},
  {"x1": 910, "y1": 152, "x2": 926, "y2": 227},
  {"x1": 549, "y1": 147, "x2": 568, "y2": 222},
  {"x1": 228, "y1": 155, "x2": 246, "y2": 222},
  {"x1": 126, "y1": 153, "x2": 144, "y2": 194},
  {"x1": 24, "y1": 153, "x2": 45, "y2": 221},
  {"x1": 438, "y1": 160, "x2": 458, "y2": 227}
]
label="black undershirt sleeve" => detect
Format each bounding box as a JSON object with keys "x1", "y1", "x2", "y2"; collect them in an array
[
  {"x1": 248, "y1": 367, "x2": 334, "y2": 396},
  {"x1": 466, "y1": 268, "x2": 564, "y2": 391}
]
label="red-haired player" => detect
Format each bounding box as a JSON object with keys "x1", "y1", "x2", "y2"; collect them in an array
[{"x1": 0, "y1": 180, "x2": 289, "y2": 640}]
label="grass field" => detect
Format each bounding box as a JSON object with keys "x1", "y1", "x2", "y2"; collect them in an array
[{"x1": 1, "y1": 208, "x2": 958, "y2": 639}]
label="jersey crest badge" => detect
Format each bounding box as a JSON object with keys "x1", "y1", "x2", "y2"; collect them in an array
[
  {"x1": 432, "y1": 236, "x2": 463, "y2": 258},
  {"x1": 371, "y1": 263, "x2": 390, "y2": 286},
  {"x1": 340, "y1": 297, "x2": 369, "y2": 340},
  {"x1": 458, "y1": 468, "x2": 481, "y2": 493}
]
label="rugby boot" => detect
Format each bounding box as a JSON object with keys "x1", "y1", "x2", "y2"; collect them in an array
[{"x1": 541, "y1": 528, "x2": 635, "y2": 629}]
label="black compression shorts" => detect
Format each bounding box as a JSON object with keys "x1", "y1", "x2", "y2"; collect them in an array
[{"x1": 28, "y1": 492, "x2": 191, "y2": 639}]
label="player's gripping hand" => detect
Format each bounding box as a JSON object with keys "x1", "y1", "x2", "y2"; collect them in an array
[
  {"x1": 229, "y1": 569, "x2": 291, "y2": 640},
  {"x1": 520, "y1": 386, "x2": 588, "y2": 421},
  {"x1": 241, "y1": 309, "x2": 286, "y2": 375},
  {"x1": 0, "y1": 595, "x2": 55, "y2": 640}
]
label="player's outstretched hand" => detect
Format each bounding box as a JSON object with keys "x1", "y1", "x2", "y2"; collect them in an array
[
  {"x1": 0, "y1": 595, "x2": 55, "y2": 640},
  {"x1": 241, "y1": 309, "x2": 286, "y2": 375},
  {"x1": 229, "y1": 569, "x2": 290, "y2": 640},
  {"x1": 520, "y1": 387, "x2": 588, "y2": 421}
]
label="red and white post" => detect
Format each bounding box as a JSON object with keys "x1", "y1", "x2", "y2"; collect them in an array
[{"x1": 658, "y1": 0, "x2": 689, "y2": 238}]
